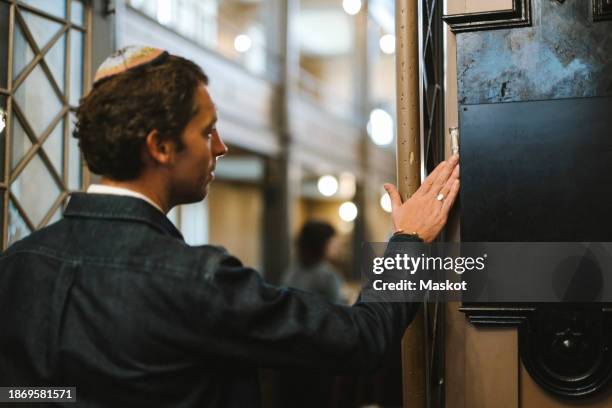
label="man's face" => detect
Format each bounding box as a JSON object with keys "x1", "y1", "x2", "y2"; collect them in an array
[{"x1": 168, "y1": 84, "x2": 227, "y2": 204}]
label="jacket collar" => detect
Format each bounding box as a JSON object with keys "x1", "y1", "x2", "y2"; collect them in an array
[{"x1": 64, "y1": 193, "x2": 184, "y2": 241}]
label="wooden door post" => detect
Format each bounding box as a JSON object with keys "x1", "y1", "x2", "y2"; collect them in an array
[{"x1": 395, "y1": 1, "x2": 426, "y2": 406}]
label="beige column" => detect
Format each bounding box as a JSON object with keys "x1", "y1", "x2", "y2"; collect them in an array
[
  {"x1": 261, "y1": 0, "x2": 297, "y2": 285},
  {"x1": 395, "y1": 1, "x2": 425, "y2": 407}
]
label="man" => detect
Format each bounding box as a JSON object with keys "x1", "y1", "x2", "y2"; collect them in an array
[{"x1": 0, "y1": 47, "x2": 459, "y2": 407}]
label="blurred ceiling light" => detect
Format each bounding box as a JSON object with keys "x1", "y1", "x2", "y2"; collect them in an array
[
  {"x1": 342, "y1": 0, "x2": 362, "y2": 15},
  {"x1": 317, "y1": 175, "x2": 339, "y2": 197},
  {"x1": 0, "y1": 108, "x2": 5, "y2": 134},
  {"x1": 367, "y1": 108, "x2": 394, "y2": 146},
  {"x1": 296, "y1": 11, "x2": 352, "y2": 56},
  {"x1": 156, "y1": 0, "x2": 172, "y2": 25},
  {"x1": 339, "y1": 201, "x2": 358, "y2": 222},
  {"x1": 234, "y1": 34, "x2": 252, "y2": 53},
  {"x1": 379, "y1": 34, "x2": 395, "y2": 54},
  {"x1": 369, "y1": 0, "x2": 395, "y2": 34},
  {"x1": 338, "y1": 172, "x2": 356, "y2": 197},
  {"x1": 380, "y1": 192, "x2": 392, "y2": 213}
]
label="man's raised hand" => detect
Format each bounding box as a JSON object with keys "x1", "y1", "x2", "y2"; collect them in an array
[{"x1": 384, "y1": 155, "x2": 460, "y2": 243}]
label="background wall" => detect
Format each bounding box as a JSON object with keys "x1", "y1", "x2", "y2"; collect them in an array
[{"x1": 208, "y1": 181, "x2": 263, "y2": 271}]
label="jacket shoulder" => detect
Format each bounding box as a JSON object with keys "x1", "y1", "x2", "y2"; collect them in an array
[{"x1": 0, "y1": 220, "x2": 237, "y2": 284}]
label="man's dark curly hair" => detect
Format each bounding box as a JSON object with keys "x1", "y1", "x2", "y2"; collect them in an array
[{"x1": 74, "y1": 53, "x2": 208, "y2": 180}]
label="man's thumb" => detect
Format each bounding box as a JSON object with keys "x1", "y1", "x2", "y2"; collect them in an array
[{"x1": 384, "y1": 183, "x2": 403, "y2": 210}]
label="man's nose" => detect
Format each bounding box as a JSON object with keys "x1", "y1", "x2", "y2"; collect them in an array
[{"x1": 213, "y1": 131, "x2": 228, "y2": 158}]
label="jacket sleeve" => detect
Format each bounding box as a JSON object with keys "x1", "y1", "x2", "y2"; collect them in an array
[{"x1": 191, "y1": 235, "x2": 421, "y2": 373}]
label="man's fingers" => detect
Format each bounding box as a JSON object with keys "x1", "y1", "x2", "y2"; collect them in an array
[
  {"x1": 383, "y1": 183, "x2": 403, "y2": 211},
  {"x1": 436, "y1": 167, "x2": 458, "y2": 203},
  {"x1": 418, "y1": 155, "x2": 459, "y2": 196},
  {"x1": 440, "y1": 179, "x2": 460, "y2": 214},
  {"x1": 418, "y1": 160, "x2": 448, "y2": 195},
  {"x1": 430, "y1": 156, "x2": 459, "y2": 195},
  {"x1": 450, "y1": 162, "x2": 459, "y2": 180}
]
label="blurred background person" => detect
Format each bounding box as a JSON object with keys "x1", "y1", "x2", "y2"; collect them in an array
[
  {"x1": 278, "y1": 220, "x2": 344, "y2": 408},
  {"x1": 284, "y1": 220, "x2": 346, "y2": 304}
]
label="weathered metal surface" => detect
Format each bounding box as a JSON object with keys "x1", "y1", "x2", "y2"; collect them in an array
[
  {"x1": 456, "y1": 0, "x2": 612, "y2": 400},
  {"x1": 457, "y1": 0, "x2": 612, "y2": 105},
  {"x1": 593, "y1": 0, "x2": 612, "y2": 21}
]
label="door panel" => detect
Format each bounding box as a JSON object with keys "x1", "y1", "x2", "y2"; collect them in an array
[
  {"x1": 443, "y1": 0, "x2": 612, "y2": 404},
  {"x1": 1, "y1": 0, "x2": 92, "y2": 249}
]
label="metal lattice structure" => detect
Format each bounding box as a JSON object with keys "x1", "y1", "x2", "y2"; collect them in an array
[
  {"x1": 421, "y1": 0, "x2": 445, "y2": 406},
  {"x1": 0, "y1": 0, "x2": 91, "y2": 250}
]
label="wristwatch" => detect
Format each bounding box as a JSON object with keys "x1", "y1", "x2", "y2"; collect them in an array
[{"x1": 393, "y1": 229, "x2": 421, "y2": 240}]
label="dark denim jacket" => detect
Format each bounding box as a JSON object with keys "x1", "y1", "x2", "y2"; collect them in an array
[{"x1": 0, "y1": 193, "x2": 419, "y2": 407}]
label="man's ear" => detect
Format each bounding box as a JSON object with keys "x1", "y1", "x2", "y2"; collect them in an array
[{"x1": 144, "y1": 129, "x2": 175, "y2": 165}]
